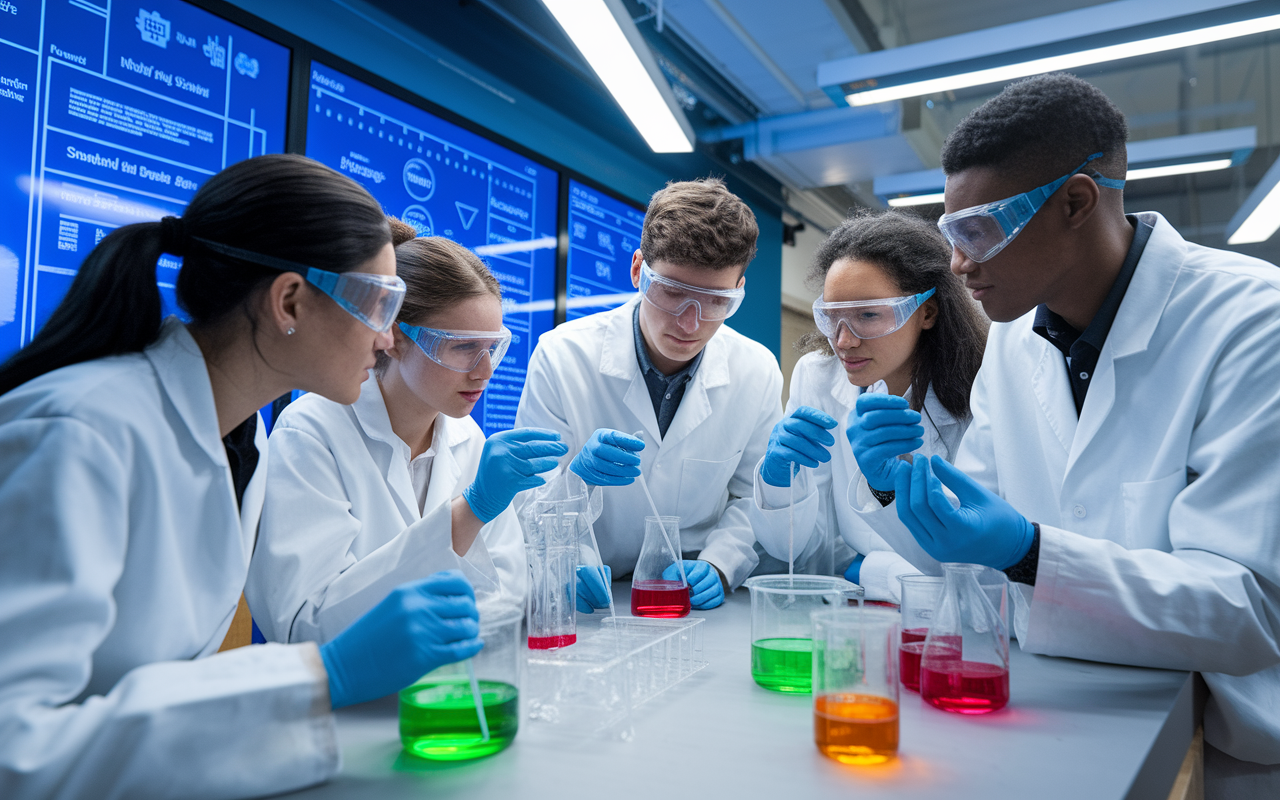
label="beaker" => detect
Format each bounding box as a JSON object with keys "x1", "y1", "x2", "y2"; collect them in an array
[
  {"x1": 526, "y1": 510, "x2": 579, "y2": 649},
  {"x1": 399, "y1": 609, "x2": 522, "y2": 761},
  {"x1": 811, "y1": 606, "x2": 900, "y2": 765},
  {"x1": 920, "y1": 563, "x2": 1010, "y2": 714},
  {"x1": 744, "y1": 575, "x2": 862, "y2": 694},
  {"x1": 897, "y1": 574, "x2": 944, "y2": 692},
  {"x1": 631, "y1": 516, "x2": 690, "y2": 618}
]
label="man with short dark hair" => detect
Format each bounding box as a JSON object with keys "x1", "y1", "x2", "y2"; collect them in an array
[
  {"x1": 516, "y1": 178, "x2": 782, "y2": 610},
  {"x1": 851, "y1": 73, "x2": 1280, "y2": 796}
]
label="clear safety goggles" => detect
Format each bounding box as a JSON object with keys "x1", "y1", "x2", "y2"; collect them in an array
[
  {"x1": 937, "y1": 152, "x2": 1126, "y2": 263},
  {"x1": 639, "y1": 261, "x2": 745, "y2": 322},
  {"x1": 193, "y1": 237, "x2": 406, "y2": 332},
  {"x1": 812, "y1": 288, "x2": 936, "y2": 341},
  {"x1": 397, "y1": 322, "x2": 512, "y2": 373}
]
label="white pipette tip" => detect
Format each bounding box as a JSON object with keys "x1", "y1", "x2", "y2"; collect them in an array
[{"x1": 466, "y1": 659, "x2": 490, "y2": 742}]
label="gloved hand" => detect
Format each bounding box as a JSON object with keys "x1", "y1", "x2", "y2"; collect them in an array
[
  {"x1": 847, "y1": 393, "x2": 924, "y2": 492},
  {"x1": 895, "y1": 455, "x2": 1035, "y2": 570},
  {"x1": 569, "y1": 429, "x2": 645, "y2": 487},
  {"x1": 319, "y1": 570, "x2": 482, "y2": 710},
  {"x1": 843, "y1": 553, "x2": 866, "y2": 585},
  {"x1": 663, "y1": 560, "x2": 724, "y2": 609},
  {"x1": 759, "y1": 406, "x2": 839, "y2": 487},
  {"x1": 463, "y1": 427, "x2": 568, "y2": 523},
  {"x1": 576, "y1": 564, "x2": 613, "y2": 613}
]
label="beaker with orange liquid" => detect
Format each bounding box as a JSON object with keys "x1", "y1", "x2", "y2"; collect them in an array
[{"x1": 811, "y1": 606, "x2": 900, "y2": 765}]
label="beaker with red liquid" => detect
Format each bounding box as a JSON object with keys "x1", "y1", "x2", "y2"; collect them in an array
[
  {"x1": 897, "y1": 574, "x2": 944, "y2": 692},
  {"x1": 920, "y1": 564, "x2": 1009, "y2": 715},
  {"x1": 630, "y1": 516, "x2": 690, "y2": 618},
  {"x1": 525, "y1": 511, "x2": 579, "y2": 650},
  {"x1": 811, "y1": 606, "x2": 900, "y2": 764}
]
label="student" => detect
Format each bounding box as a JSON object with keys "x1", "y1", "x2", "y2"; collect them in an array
[
  {"x1": 248, "y1": 229, "x2": 564, "y2": 643},
  {"x1": 0, "y1": 155, "x2": 484, "y2": 799},
  {"x1": 853, "y1": 74, "x2": 1280, "y2": 795},
  {"x1": 748, "y1": 210, "x2": 986, "y2": 599},
  {"x1": 516, "y1": 178, "x2": 782, "y2": 610}
]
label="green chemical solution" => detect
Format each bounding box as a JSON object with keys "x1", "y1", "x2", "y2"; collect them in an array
[
  {"x1": 399, "y1": 678, "x2": 519, "y2": 761},
  {"x1": 752, "y1": 637, "x2": 813, "y2": 694}
]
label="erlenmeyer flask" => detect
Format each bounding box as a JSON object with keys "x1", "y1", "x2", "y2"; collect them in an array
[
  {"x1": 630, "y1": 516, "x2": 690, "y2": 618},
  {"x1": 919, "y1": 563, "x2": 1009, "y2": 714}
]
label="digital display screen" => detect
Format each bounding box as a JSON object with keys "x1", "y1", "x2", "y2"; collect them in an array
[
  {"x1": 0, "y1": 0, "x2": 291, "y2": 363},
  {"x1": 565, "y1": 179, "x2": 644, "y2": 321},
  {"x1": 305, "y1": 61, "x2": 559, "y2": 436}
]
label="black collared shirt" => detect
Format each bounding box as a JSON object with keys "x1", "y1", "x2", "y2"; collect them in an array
[
  {"x1": 223, "y1": 414, "x2": 259, "y2": 509},
  {"x1": 633, "y1": 303, "x2": 703, "y2": 438},
  {"x1": 1032, "y1": 215, "x2": 1153, "y2": 415}
]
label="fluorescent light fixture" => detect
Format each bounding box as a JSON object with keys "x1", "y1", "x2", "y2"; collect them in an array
[
  {"x1": 1227, "y1": 155, "x2": 1280, "y2": 244},
  {"x1": 843, "y1": 13, "x2": 1280, "y2": 106},
  {"x1": 1125, "y1": 159, "x2": 1233, "y2": 181},
  {"x1": 541, "y1": 0, "x2": 694, "y2": 152},
  {"x1": 887, "y1": 192, "x2": 946, "y2": 207}
]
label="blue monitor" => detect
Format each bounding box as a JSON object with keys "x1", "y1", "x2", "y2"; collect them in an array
[
  {"x1": 0, "y1": 0, "x2": 291, "y2": 364},
  {"x1": 565, "y1": 179, "x2": 645, "y2": 321},
  {"x1": 305, "y1": 61, "x2": 559, "y2": 437}
]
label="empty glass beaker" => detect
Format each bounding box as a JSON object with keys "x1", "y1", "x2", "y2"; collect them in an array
[
  {"x1": 399, "y1": 608, "x2": 522, "y2": 761},
  {"x1": 897, "y1": 574, "x2": 944, "y2": 692},
  {"x1": 920, "y1": 563, "x2": 1010, "y2": 714},
  {"x1": 811, "y1": 606, "x2": 900, "y2": 765},
  {"x1": 744, "y1": 575, "x2": 862, "y2": 694},
  {"x1": 526, "y1": 510, "x2": 579, "y2": 649},
  {"x1": 631, "y1": 516, "x2": 690, "y2": 618}
]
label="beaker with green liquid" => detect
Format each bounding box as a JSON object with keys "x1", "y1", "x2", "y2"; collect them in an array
[
  {"x1": 399, "y1": 609, "x2": 522, "y2": 761},
  {"x1": 744, "y1": 575, "x2": 861, "y2": 693}
]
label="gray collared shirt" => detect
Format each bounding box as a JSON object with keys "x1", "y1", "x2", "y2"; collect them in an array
[{"x1": 633, "y1": 303, "x2": 703, "y2": 438}]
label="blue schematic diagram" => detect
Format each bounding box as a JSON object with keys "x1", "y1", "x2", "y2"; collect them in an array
[
  {"x1": 565, "y1": 179, "x2": 645, "y2": 321},
  {"x1": 305, "y1": 61, "x2": 559, "y2": 436},
  {"x1": 0, "y1": 0, "x2": 291, "y2": 363}
]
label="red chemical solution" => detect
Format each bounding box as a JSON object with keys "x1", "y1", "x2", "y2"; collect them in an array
[
  {"x1": 528, "y1": 634, "x2": 577, "y2": 650},
  {"x1": 920, "y1": 655, "x2": 1009, "y2": 714},
  {"x1": 899, "y1": 642, "x2": 925, "y2": 692},
  {"x1": 630, "y1": 580, "x2": 691, "y2": 618},
  {"x1": 902, "y1": 627, "x2": 928, "y2": 644}
]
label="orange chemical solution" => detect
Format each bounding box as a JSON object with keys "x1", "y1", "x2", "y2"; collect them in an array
[
  {"x1": 630, "y1": 580, "x2": 691, "y2": 618},
  {"x1": 528, "y1": 634, "x2": 576, "y2": 649},
  {"x1": 814, "y1": 693, "x2": 899, "y2": 765},
  {"x1": 899, "y1": 628, "x2": 928, "y2": 692},
  {"x1": 920, "y1": 655, "x2": 1009, "y2": 714}
]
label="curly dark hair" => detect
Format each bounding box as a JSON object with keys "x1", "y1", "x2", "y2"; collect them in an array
[
  {"x1": 800, "y1": 210, "x2": 988, "y2": 420},
  {"x1": 940, "y1": 73, "x2": 1129, "y2": 186}
]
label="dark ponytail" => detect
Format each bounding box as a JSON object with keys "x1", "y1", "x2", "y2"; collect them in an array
[{"x1": 0, "y1": 154, "x2": 390, "y2": 396}]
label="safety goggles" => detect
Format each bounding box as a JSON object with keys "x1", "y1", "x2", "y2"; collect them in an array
[
  {"x1": 812, "y1": 288, "x2": 936, "y2": 341},
  {"x1": 397, "y1": 322, "x2": 512, "y2": 373},
  {"x1": 639, "y1": 261, "x2": 745, "y2": 322},
  {"x1": 937, "y1": 152, "x2": 1126, "y2": 263},
  {"x1": 193, "y1": 237, "x2": 406, "y2": 332}
]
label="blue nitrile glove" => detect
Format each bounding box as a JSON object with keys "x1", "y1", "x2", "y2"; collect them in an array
[
  {"x1": 664, "y1": 560, "x2": 724, "y2": 609},
  {"x1": 319, "y1": 570, "x2": 482, "y2": 710},
  {"x1": 576, "y1": 564, "x2": 613, "y2": 613},
  {"x1": 895, "y1": 455, "x2": 1035, "y2": 570},
  {"x1": 847, "y1": 393, "x2": 925, "y2": 492},
  {"x1": 759, "y1": 406, "x2": 839, "y2": 487},
  {"x1": 844, "y1": 553, "x2": 866, "y2": 585},
  {"x1": 569, "y1": 429, "x2": 645, "y2": 487},
  {"x1": 463, "y1": 427, "x2": 568, "y2": 523}
]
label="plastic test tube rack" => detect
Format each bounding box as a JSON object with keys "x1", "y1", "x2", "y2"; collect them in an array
[{"x1": 524, "y1": 616, "x2": 707, "y2": 735}]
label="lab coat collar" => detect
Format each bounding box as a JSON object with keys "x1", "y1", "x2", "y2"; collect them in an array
[
  {"x1": 1106, "y1": 211, "x2": 1184, "y2": 360},
  {"x1": 144, "y1": 317, "x2": 227, "y2": 468},
  {"x1": 350, "y1": 375, "x2": 470, "y2": 454}
]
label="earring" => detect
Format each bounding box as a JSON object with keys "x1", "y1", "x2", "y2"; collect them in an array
[{"x1": 286, "y1": 327, "x2": 295, "y2": 335}]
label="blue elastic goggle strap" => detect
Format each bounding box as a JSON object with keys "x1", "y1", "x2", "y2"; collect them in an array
[
  {"x1": 915, "y1": 288, "x2": 936, "y2": 305},
  {"x1": 1021, "y1": 152, "x2": 1125, "y2": 214}
]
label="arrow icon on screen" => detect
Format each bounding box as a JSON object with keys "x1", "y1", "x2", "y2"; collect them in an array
[{"x1": 455, "y1": 201, "x2": 479, "y2": 231}]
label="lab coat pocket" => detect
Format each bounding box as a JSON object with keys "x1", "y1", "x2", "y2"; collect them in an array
[
  {"x1": 677, "y1": 453, "x2": 742, "y2": 525},
  {"x1": 1121, "y1": 469, "x2": 1186, "y2": 549}
]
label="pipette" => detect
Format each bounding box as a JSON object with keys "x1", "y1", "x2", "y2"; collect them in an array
[
  {"x1": 632, "y1": 432, "x2": 688, "y2": 589},
  {"x1": 788, "y1": 461, "x2": 796, "y2": 581},
  {"x1": 466, "y1": 659, "x2": 490, "y2": 742}
]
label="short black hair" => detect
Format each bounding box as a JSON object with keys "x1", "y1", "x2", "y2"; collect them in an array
[{"x1": 940, "y1": 73, "x2": 1128, "y2": 185}]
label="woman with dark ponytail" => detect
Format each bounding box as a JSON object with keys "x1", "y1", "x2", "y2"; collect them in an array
[{"x1": 0, "y1": 155, "x2": 485, "y2": 799}]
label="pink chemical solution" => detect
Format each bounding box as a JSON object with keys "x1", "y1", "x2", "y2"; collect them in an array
[
  {"x1": 920, "y1": 651, "x2": 1009, "y2": 714},
  {"x1": 528, "y1": 634, "x2": 577, "y2": 650},
  {"x1": 630, "y1": 580, "x2": 691, "y2": 618},
  {"x1": 899, "y1": 628, "x2": 929, "y2": 692}
]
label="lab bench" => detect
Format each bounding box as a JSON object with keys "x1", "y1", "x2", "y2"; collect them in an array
[{"x1": 283, "y1": 581, "x2": 1202, "y2": 800}]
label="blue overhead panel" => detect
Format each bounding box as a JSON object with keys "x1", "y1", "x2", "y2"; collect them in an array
[
  {"x1": 565, "y1": 180, "x2": 644, "y2": 321},
  {"x1": 818, "y1": 0, "x2": 1279, "y2": 107}
]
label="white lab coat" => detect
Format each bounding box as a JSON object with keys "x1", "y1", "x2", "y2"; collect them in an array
[
  {"x1": 749, "y1": 352, "x2": 968, "y2": 601},
  {"x1": 0, "y1": 318, "x2": 337, "y2": 800},
  {"x1": 856, "y1": 212, "x2": 1280, "y2": 764},
  {"x1": 247, "y1": 376, "x2": 525, "y2": 645},
  {"x1": 515, "y1": 296, "x2": 782, "y2": 589}
]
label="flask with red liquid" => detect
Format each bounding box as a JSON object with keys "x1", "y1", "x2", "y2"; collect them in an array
[
  {"x1": 630, "y1": 516, "x2": 690, "y2": 618},
  {"x1": 920, "y1": 564, "x2": 1009, "y2": 714},
  {"x1": 525, "y1": 510, "x2": 579, "y2": 649},
  {"x1": 896, "y1": 574, "x2": 944, "y2": 693}
]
